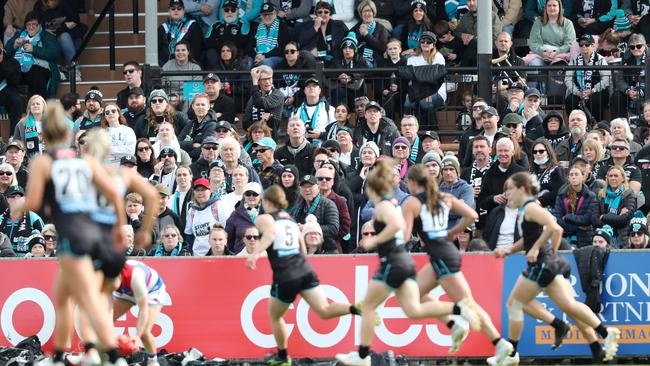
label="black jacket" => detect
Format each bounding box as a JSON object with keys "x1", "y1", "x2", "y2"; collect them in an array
[
  {"x1": 117, "y1": 86, "x2": 149, "y2": 110},
  {"x1": 554, "y1": 184, "x2": 599, "y2": 248},
  {"x1": 210, "y1": 93, "x2": 236, "y2": 124},
  {"x1": 483, "y1": 204, "x2": 520, "y2": 250},
  {"x1": 274, "y1": 139, "x2": 315, "y2": 178},
  {"x1": 179, "y1": 110, "x2": 218, "y2": 160},
  {"x1": 190, "y1": 157, "x2": 211, "y2": 180},
  {"x1": 0, "y1": 53, "x2": 21, "y2": 87},
  {"x1": 398, "y1": 64, "x2": 447, "y2": 102},
  {"x1": 297, "y1": 19, "x2": 348, "y2": 57},
  {"x1": 246, "y1": 19, "x2": 290, "y2": 59},
  {"x1": 123, "y1": 107, "x2": 146, "y2": 130},
  {"x1": 478, "y1": 162, "x2": 527, "y2": 226},
  {"x1": 243, "y1": 87, "x2": 285, "y2": 130},
  {"x1": 574, "y1": 245, "x2": 609, "y2": 313},
  {"x1": 352, "y1": 117, "x2": 400, "y2": 156},
  {"x1": 157, "y1": 18, "x2": 204, "y2": 66},
  {"x1": 134, "y1": 112, "x2": 188, "y2": 140},
  {"x1": 291, "y1": 194, "x2": 340, "y2": 253}
]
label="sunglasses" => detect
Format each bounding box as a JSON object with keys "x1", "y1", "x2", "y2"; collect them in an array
[
  {"x1": 43, "y1": 235, "x2": 57, "y2": 241},
  {"x1": 164, "y1": 233, "x2": 178, "y2": 238},
  {"x1": 78, "y1": 140, "x2": 86, "y2": 145},
  {"x1": 630, "y1": 44, "x2": 645, "y2": 50},
  {"x1": 123, "y1": 69, "x2": 136, "y2": 75},
  {"x1": 255, "y1": 148, "x2": 270, "y2": 153},
  {"x1": 170, "y1": 6, "x2": 183, "y2": 11},
  {"x1": 284, "y1": 48, "x2": 298, "y2": 55},
  {"x1": 393, "y1": 145, "x2": 409, "y2": 150},
  {"x1": 598, "y1": 49, "x2": 615, "y2": 56},
  {"x1": 611, "y1": 145, "x2": 628, "y2": 151},
  {"x1": 244, "y1": 191, "x2": 260, "y2": 197},
  {"x1": 160, "y1": 153, "x2": 176, "y2": 158},
  {"x1": 579, "y1": 42, "x2": 593, "y2": 48},
  {"x1": 7, "y1": 194, "x2": 23, "y2": 199},
  {"x1": 245, "y1": 235, "x2": 260, "y2": 240},
  {"x1": 104, "y1": 109, "x2": 119, "y2": 115},
  {"x1": 223, "y1": 7, "x2": 237, "y2": 12},
  {"x1": 631, "y1": 231, "x2": 645, "y2": 237},
  {"x1": 0, "y1": 171, "x2": 13, "y2": 176},
  {"x1": 420, "y1": 40, "x2": 433, "y2": 45},
  {"x1": 316, "y1": 176, "x2": 333, "y2": 181},
  {"x1": 362, "y1": 231, "x2": 376, "y2": 236},
  {"x1": 137, "y1": 146, "x2": 150, "y2": 152},
  {"x1": 203, "y1": 145, "x2": 219, "y2": 151},
  {"x1": 505, "y1": 123, "x2": 519, "y2": 129},
  {"x1": 316, "y1": 10, "x2": 330, "y2": 14},
  {"x1": 532, "y1": 149, "x2": 547, "y2": 155},
  {"x1": 151, "y1": 98, "x2": 166, "y2": 104}
]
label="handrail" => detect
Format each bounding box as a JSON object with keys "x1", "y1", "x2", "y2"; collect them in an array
[
  {"x1": 132, "y1": 0, "x2": 139, "y2": 34},
  {"x1": 68, "y1": 0, "x2": 117, "y2": 93}
]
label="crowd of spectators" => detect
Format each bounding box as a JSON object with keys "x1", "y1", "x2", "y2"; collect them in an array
[{"x1": 2, "y1": 0, "x2": 650, "y2": 258}]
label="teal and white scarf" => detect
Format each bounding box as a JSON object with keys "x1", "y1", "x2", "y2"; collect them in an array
[
  {"x1": 407, "y1": 24, "x2": 423, "y2": 50},
  {"x1": 361, "y1": 21, "x2": 377, "y2": 64},
  {"x1": 604, "y1": 186, "x2": 624, "y2": 214},
  {"x1": 256, "y1": 17, "x2": 280, "y2": 54},
  {"x1": 409, "y1": 136, "x2": 419, "y2": 162},
  {"x1": 576, "y1": 51, "x2": 596, "y2": 91},
  {"x1": 24, "y1": 114, "x2": 42, "y2": 160},
  {"x1": 162, "y1": 16, "x2": 196, "y2": 56},
  {"x1": 14, "y1": 28, "x2": 42, "y2": 73}
]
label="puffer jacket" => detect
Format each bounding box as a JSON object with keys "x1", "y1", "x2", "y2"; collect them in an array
[
  {"x1": 225, "y1": 200, "x2": 258, "y2": 254},
  {"x1": 179, "y1": 109, "x2": 218, "y2": 160},
  {"x1": 554, "y1": 184, "x2": 599, "y2": 248},
  {"x1": 595, "y1": 187, "x2": 636, "y2": 248}
]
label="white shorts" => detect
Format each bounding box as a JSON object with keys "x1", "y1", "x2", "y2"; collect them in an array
[{"x1": 113, "y1": 285, "x2": 171, "y2": 307}]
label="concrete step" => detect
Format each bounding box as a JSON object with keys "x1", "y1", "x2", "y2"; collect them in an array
[
  {"x1": 81, "y1": 13, "x2": 167, "y2": 33},
  {"x1": 77, "y1": 45, "x2": 145, "y2": 64},
  {"x1": 86, "y1": 31, "x2": 146, "y2": 47},
  {"x1": 89, "y1": 0, "x2": 168, "y2": 14}
]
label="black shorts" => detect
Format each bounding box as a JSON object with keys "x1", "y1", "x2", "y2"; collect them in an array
[
  {"x1": 91, "y1": 224, "x2": 126, "y2": 279},
  {"x1": 55, "y1": 214, "x2": 103, "y2": 258},
  {"x1": 426, "y1": 238, "x2": 462, "y2": 280},
  {"x1": 372, "y1": 251, "x2": 416, "y2": 289},
  {"x1": 522, "y1": 251, "x2": 571, "y2": 288},
  {"x1": 270, "y1": 270, "x2": 320, "y2": 304}
]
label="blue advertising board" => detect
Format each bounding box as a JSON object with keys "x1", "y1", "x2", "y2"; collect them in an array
[
  {"x1": 502, "y1": 251, "x2": 650, "y2": 356},
  {"x1": 183, "y1": 81, "x2": 205, "y2": 101}
]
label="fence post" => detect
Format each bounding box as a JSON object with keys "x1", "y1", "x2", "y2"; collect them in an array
[
  {"x1": 315, "y1": 61, "x2": 325, "y2": 85},
  {"x1": 646, "y1": 52, "x2": 650, "y2": 101},
  {"x1": 477, "y1": 0, "x2": 493, "y2": 102},
  {"x1": 145, "y1": 0, "x2": 159, "y2": 65}
]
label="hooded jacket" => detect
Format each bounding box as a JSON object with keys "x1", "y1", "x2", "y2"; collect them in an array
[
  {"x1": 292, "y1": 194, "x2": 340, "y2": 253},
  {"x1": 179, "y1": 109, "x2": 218, "y2": 160},
  {"x1": 184, "y1": 194, "x2": 221, "y2": 255},
  {"x1": 440, "y1": 179, "x2": 475, "y2": 229},
  {"x1": 225, "y1": 200, "x2": 258, "y2": 254},
  {"x1": 542, "y1": 111, "x2": 570, "y2": 149},
  {"x1": 595, "y1": 187, "x2": 636, "y2": 248},
  {"x1": 554, "y1": 184, "x2": 599, "y2": 248}
]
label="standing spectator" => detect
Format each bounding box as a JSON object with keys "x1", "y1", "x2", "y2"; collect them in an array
[
  {"x1": 556, "y1": 109, "x2": 589, "y2": 165},
  {"x1": 293, "y1": 77, "x2": 335, "y2": 144},
  {"x1": 6, "y1": 12, "x2": 60, "y2": 98},
  {"x1": 461, "y1": 106, "x2": 501, "y2": 167},
  {"x1": 161, "y1": 40, "x2": 202, "y2": 95},
  {"x1": 0, "y1": 186, "x2": 44, "y2": 256},
  {"x1": 35, "y1": 0, "x2": 87, "y2": 81},
  {"x1": 530, "y1": 139, "x2": 566, "y2": 209},
  {"x1": 454, "y1": 0, "x2": 502, "y2": 66},
  {"x1": 564, "y1": 34, "x2": 610, "y2": 122},
  {"x1": 13, "y1": 95, "x2": 46, "y2": 161},
  {"x1": 352, "y1": 101, "x2": 399, "y2": 156},
  {"x1": 150, "y1": 225, "x2": 189, "y2": 256},
  {"x1": 0, "y1": 42, "x2": 24, "y2": 135},
  {"x1": 275, "y1": 117, "x2": 315, "y2": 177},
  {"x1": 440, "y1": 155, "x2": 475, "y2": 230},
  {"x1": 157, "y1": 0, "x2": 203, "y2": 66},
  {"x1": 291, "y1": 175, "x2": 340, "y2": 253},
  {"x1": 101, "y1": 102, "x2": 137, "y2": 164},
  {"x1": 329, "y1": 32, "x2": 367, "y2": 108},
  {"x1": 400, "y1": 0, "x2": 432, "y2": 56},
  {"x1": 246, "y1": 2, "x2": 289, "y2": 68},
  {"x1": 254, "y1": 137, "x2": 283, "y2": 188},
  {"x1": 3, "y1": 140, "x2": 27, "y2": 188},
  {"x1": 184, "y1": 178, "x2": 221, "y2": 255},
  {"x1": 554, "y1": 165, "x2": 599, "y2": 248},
  {"x1": 595, "y1": 165, "x2": 636, "y2": 248},
  {"x1": 378, "y1": 39, "x2": 407, "y2": 121},
  {"x1": 213, "y1": 42, "x2": 251, "y2": 114},
  {"x1": 220, "y1": 165, "x2": 249, "y2": 219},
  {"x1": 297, "y1": 1, "x2": 347, "y2": 64},
  {"x1": 243, "y1": 65, "x2": 284, "y2": 134},
  {"x1": 202, "y1": 73, "x2": 236, "y2": 124},
  {"x1": 117, "y1": 61, "x2": 146, "y2": 110},
  {"x1": 316, "y1": 166, "x2": 351, "y2": 252},
  {"x1": 204, "y1": 1, "x2": 250, "y2": 69},
  {"x1": 179, "y1": 93, "x2": 218, "y2": 160},
  {"x1": 351, "y1": 0, "x2": 389, "y2": 68},
  {"x1": 135, "y1": 138, "x2": 157, "y2": 178},
  {"x1": 575, "y1": 0, "x2": 618, "y2": 36},
  {"x1": 226, "y1": 182, "x2": 263, "y2": 254},
  {"x1": 208, "y1": 160, "x2": 228, "y2": 198}
]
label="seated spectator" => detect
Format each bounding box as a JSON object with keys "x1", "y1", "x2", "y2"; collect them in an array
[
  {"x1": 434, "y1": 19, "x2": 464, "y2": 66},
  {"x1": 212, "y1": 41, "x2": 251, "y2": 113},
  {"x1": 352, "y1": 101, "x2": 399, "y2": 156},
  {"x1": 359, "y1": 163, "x2": 409, "y2": 225},
  {"x1": 554, "y1": 165, "x2": 599, "y2": 248},
  {"x1": 150, "y1": 224, "x2": 189, "y2": 256},
  {"x1": 219, "y1": 136, "x2": 261, "y2": 187},
  {"x1": 73, "y1": 88, "x2": 103, "y2": 132},
  {"x1": 182, "y1": 0, "x2": 218, "y2": 33},
  {"x1": 400, "y1": 0, "x2": 432, "y2": 56},
  {"x1": 0, "y1": 162, "x2": 17, "y2": 212},
  {"x1": 254, "y1": 137, "x2": 282, "y2": 188},
  {"x1": 184, "y1": 178, "x2": 221, "y2": 255},
  {"x1": 556, "y1": 109, "x2": 589, "y2": 165},
  {"x1": 244, "y1": 121, "x2": 272, "y2": 167},
  {"x1": 421, "y1": 130, "x2": 443, "y2": 157},
  {"x1": 592, "y1": 225, "x2": 613, "y2": 248},
  {"x1": 269, "y1": 0, "x2": 312, "y2": 26},
  {"x1": 525, "y1": 0, "x2": 575, "y2": 71},
  {"x1": 351, "y1": 0, "x2": 389, "y2": 68},
  {"x1": 152, "y1": 184, "x2": 182, "y2": 244},
  {"x1": 206, "y1": 224, "x2": 230, "y2": 256},
  {"x1": 101, "y1": 102, "x2": 137, "y2": 164},
  {"x1": 169, "y1": 165, "x2": 194, "y2": 230},
  {"x1": 3, "y1": 140, "x2": 27, "y2": 188},
  {"x1": 0, "y1": 42, "x2": 24, "y2": 134},
  {"x1": 353, "y1": 96, "x2": 368, "y2": 126},
  {"x1": 280, "y1": 165, "x2": 300, "y2": 211},
  {"x1": 611, "y1": 33, "x2": 646, "y2": 118},
  {"x1": 0, "y1": 185, "x2": 44, "y2": 256},
  {"x1": 179, "y1": 93, "x2": 218, "y2": 160},
  {"x1": 202, "y1": 73, "x2": 235, "y2": 124},
  {"x1": 611, "y1": 117, "x2": 643, "y2": 159},
  {"x1": 121, "y1": 225, "x2": 145, "y2": 256},
  {"x1": 493, "y1": 0, "x2": 522, "y2": 34},
  {"x1": 276, "y1": 42, "x2": 316, "y2": 117},
  {"x1": 595, "y1": 165, "x2": 636, "y2": 248},
  {"x1": 153, "y1": 121, "x2": 183, "y2": 164},
  {"x1": 302, "y1": 214, "x2": 324, "y2": 254},
  {"x1": 6, "y1": 11, "x2": 60, "y2": 98},
  {"x1": 392, "y1": 137, "x2": 413, "y2": 180},
  {"x1": 205, "y1": 0, "x2": 250, "y2": 69},
  {"x1": 404, "y1": 31, "x2": 447, "y2": 123},
  {"x1": 135, "y1": 89, "x2": 186, "y2": 140},
  {"x1": 329, "y1": 32, "x2": 367, "y2": 108},
  {"x1": 564, "y1": 34, "x2": 610, "y2": 122},
  {"x1": 454, "y1": 0, "x2": 502, "y2": 66},
  {"x1": 162, "y1": 40, "x2": 201, "y2": 95},
  {"x1": 243, "y1": 65, "x2": 284, "y2": 134},
  {"x1": 3, "y1": 0, "x2": 39, "y2": 45},
  {"x1": 293, "y1": 77, "x2": 335, "y2": 144},
  {"x1": 572, "y1": 154, "x2": 606, "y2": 193},
  {"x1": 208, "y1": 160, "x2": 228, "y2": 198},
  {"x1": 214, "y1": 121, "x2": 253, "y2": 165},
  {"x1": 235, "y1": 226, "x2": 267, "y2": 257},
  {"x1": 440, "y1": 155, "x2": 475, "y2": 231},
  {"x1": 530, "y1": 139, "x2": 566, "y2": 208},
  {"x1": 483, "y1": 196, "x2": 519, "y2": 251},
  {"x1": 517, "y1": 0, "x2": 574, "y2": 41},
  {"x1": 226, "y1": 182, "x2": 262, "y2": 254},
  {"x1": 220, "y1": 165, "x2": 249, "y2": 218},
  {"x1": 275, "y1": 116, "x2": 315, "y2": 177},
  {"x1": 117, "y1": 61, "x2": 147, "y2": 109},
  {"x1": 13, "y1": 95, "x2": 46, "y2": 161},
  {"x1": 189, "y1": 136, "x2": 219, "y2": 179},
  {"x1": 35, "y1": 0, "x2": 87, "y2": 81},
  {"x1": 458, "y1": 98, "x2": 488, "y2": 165},
  {"x1": 246, "y1": 2, "x2": 289, "y2": 68},
  {"x1": 125, "y1": 192, "x2": 144, "y2": 232},
  {"x1": 157, "y1": 0, "x2": 203, "y2": 66},
  {"x1": 216, "y1": 0, "x2": 262, "y2": 25},
  {"x1": 296, "y1": 1, "x2": 347, "y2": 63},
  {"x1": 322, "y1": 140, "x2": 356, "y2": 182},
  {"x1": 135, "y1": 138, "x2": 157, "y2": 178},
  {"x1": 291, "y1": 175, "x2": 340, "y2": 253},
  {"x1": 504, "y1": 113, "x2": 534, "y2": 158},
  {"x1": 542, "y1": 111, "x2": 570, "y2": 149},
  {"x1": 23, "y1": 231, "x2": 46, "y2": 258},
  {"x1": 628, "y1": 214, "x2": 649, "y2": 249},
  {"x1": 521, "y1": 88, "x2": 545, "y2": 140},
  {"x1": 150, "y1": 146, "x2": 179, "y2": 192},
  {"x1": 421, "y1": 150, "x2": 442, "y2": 183},
  {"x1": 575, "y1": 0, "x2": 617, "y2": 37},
  {"x1": 595, "y1": 137, "x2": 642, "y2": 196},
  {"x1": 327, "y1": 108, "x2": 355, "y2": 153},
  {"x1": 461, "y1": 106, "x2": 500, "y2": 167},
  {"x1": 581, "y1": 137, "x2": 607, "y2": 176},
  {"x1": 41, "y1": 223, "x2": 57, "y2": 257},
  {"x1": 122, "y1": 87, "x2": 146, "y2": 129}
]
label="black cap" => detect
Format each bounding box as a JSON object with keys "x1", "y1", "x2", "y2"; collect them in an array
[
  {"x1": 215, "y1": 120, "x2": 235, "y2": 132},
  {"x1": 570, "y1": 155, "x2": 590, "y2": 166},
  {"x1": 507, "y1": 82, "x2": 527, "y2": 91},
  {"x1": 260, "y1": 2, "x2": 275, "y2": 13},
  {"x1": 420, "y1": 130, "x2": 439, "y2": 141},
  {"x1": 209, "y1": 159, "x2": 227, "y2": 173},
  {"x1": 169, "y1": 0, "x2": 184, "y2": 8},
  {"x1": 480, "y1": 106, "x2": 499, "y2": 117},
  {"x1": 524, "y1": 87, "x2": 541, "y2": 98},
  {"x1": 597, "y1": 121, "x2": 611, "y2": 134},
  {"x1": 203, "y1": 72, "x2": 220, "y2": 83},
  {"x1": 578, "y1": 34, "x2": 595, "y2": 45},
  {"x1": 120, "y1": 155, "x2": 137, "y2": 166},
  {"x1": 202, "y1": 135, "x2": 219, "y2": 146},
  {"x1": 365, "y1": 101, "x2": 383, "y2": 112},
  {"x1": 300, "y1": 175, "x2": 317, "y2": 186},
  {"x1": 495, "y1": 126, "x2": 512, "y2": 138},
  {"x1": 127, "y1": 87, "x2": 145, "y2": 97},
  {"x1": 222, "y1": 0, "x2": 238, "y2": 8},
  {"x1": 6, "y1": 140, "x2": 25, "y2": 151},
  {"x1": 304, "y1": 77, "x2": 320, "y2": 86},
  {"x1": 322, "y1": 140, "x2": 341, "y2": 153},
  {"x1": 159, "y1": 146, "x2": 177, "y2": 159},
  {"x1": 4, "y1": 185, "x2": 24, "y2": 197},
  {"x1": 420, "y1": 31, "x2": 437, "y2": 44}
]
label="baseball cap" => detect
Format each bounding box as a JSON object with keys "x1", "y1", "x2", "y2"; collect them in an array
[
  {"x1": 244, "y1": 182, "x2": 262, "y2": 195},
  {"x1": 304, "y1": 77, "x2": 320, "y2": 86},
  {"x1": 365, "y1": 101, "x2": 383, "y2": 112},
  {"x1": 570, "y1": 155, "x2": 590, "y2": 166},
  {"x1": 156, "y1": 184, "x2": 171, "y2": 196},
  {"x1": 215, "y1": 120, "x2": 235, "y2": 132},
  {"x1": 260, "y1": 2, "x2": 275, "y2": 13},
  {"x1": 202, "y1": 135, "x2": 219, "y2": 146},
  {"x1": 127, "y1": 87, "x2": 145, "y2": 97},
  {"x1": 252, "y1": 137, "x2": 277, "y2": 150},
  {"x1": 4, "y1": 185, "x2": 24, "y2": 197},
  {"x1": 524, "y1": 87, "x2": 541, "y2": 98},
  {"x1": 5, "y1": 140, "x2": 25, "y2": 151},
  {"x1": 209, "y1": 160, "x2": 226, "y2": 173},
  {"x1": 420, "y1": 130, "x2": 439, "y2": 141},
  {"x1": 193, "y1": 178, "x2": 211, "y2": 190},
  {"x1": 507, "y1": 82, "x2": 526, "y2": 91},
  {"x1": 169, "y1": 0, "x2": 184, "y2": 8},
  {"x1": 120, "y1": 155, "x2": 137, "y2": 166},
  {"x1": 222, "y1": 0, "x2": 238, "y2": 7},
  {"x1": 578, "y1": 34, "x2": 596, "y2": 45},
  {"x1": 300, "y1": 175, "x2": 317, "y2": 186},
  {"x1": 203, "y1": 72, "x2": 220, "y2": 83},
  {"x1": 480, "y1": 106, "x2": 499, "y2": 117}
]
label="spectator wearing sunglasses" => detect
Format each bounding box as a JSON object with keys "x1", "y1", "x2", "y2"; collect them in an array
[
  {"x1": 254, "y1": 137, "x2": 282, "y2": 189},
  {"x1": 276, "y1": 42, "x2": 316, "y2": 118},
  {"x1": 157, "y1": 0, "x2": 204, "y2": 66},
  {"x1": 205, "y1": 0, "x2": 250, "y2": 71},
  {"x1": 595, "y1": 137, "x2": 642, "y2": 196},
  {"x1": 41, "y1": 223, "x2": 57, "y2": 257},
  {"x1": 136, "y1": 89, "x2": 188, "y2": 141},
  {"x1": 316, "y1": 166, "x2": 350, "y2": 253},
  {"x1": 226, "y1": 182, "x2": 263, "y2": 254},
  {"x1": 611, "y1": 33, "x2": 647, "y2": 119},
  {"x1": 235, "y1": 226, "x2": 267, "y2": 257},
  {"x1": 150, "y1": 225, "x2": 189, "y2": 256},
  {"x1": 117, "y1": 61, "x2": 146, "y2": 109},
  {"x1": 297, "y1": 1, "x2": 348, "y2": 63},
  {"x1": 100, "y1": 102, "x2": 137, "y2": 164},
  {"x1": 0, "y1": 185, "x2": 44, "y2": 256}
]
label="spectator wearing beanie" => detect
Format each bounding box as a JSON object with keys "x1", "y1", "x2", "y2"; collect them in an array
[
  {"x1": 23, "y1": 231, "x2": 45, "y2": 258},
  {"x1": 74, "y1": 88, "x2": 103, "y2": 132},
  {"x1": 421, "y1": 150, "x2": 442, "y2": 183},
  {"x1": 302, "y1": 214, "x2": 324, "y2": 254},
  {"x1": 439, "y1": 154, "x2": 475, "y2": 229},
  {"x1": 392, "y1": 136, "x2": 413, "y2": 180},
  {"x1": 592, "y1": 225, "x2": 613, "y2": 247},
  {"x1": 628, "y1": 213, "x2": 649, "y2": 249},
  {"x1": 280, "y1": 165, "x2": 300, "y2": 212},
  {"x1": 330, "y1": 32, "x2": 368, "y2": 108}
]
